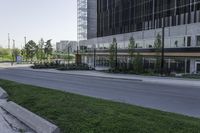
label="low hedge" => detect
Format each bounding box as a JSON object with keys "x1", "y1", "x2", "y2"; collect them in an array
[
  {"x1": 57, "y1": 63, "x2": 91, "y2": 71},
  {"x1": 32, "y1": 62, "x2": 92, "y2": 71}
]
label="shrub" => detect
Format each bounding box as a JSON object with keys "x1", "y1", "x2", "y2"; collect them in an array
[{"x1": 32, "y1": 61, "x2": 92, "y2": 71}]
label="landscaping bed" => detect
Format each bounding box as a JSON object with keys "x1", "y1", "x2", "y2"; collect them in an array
[
  {"x1": 32, "y1": 62, "x2": 92, "y2": 70},
  {"x1": 0, "y1": 79, "x2": 200, "y2": 133}
]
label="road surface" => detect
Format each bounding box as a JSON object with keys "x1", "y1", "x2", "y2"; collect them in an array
[{"x1": 0, "y1": 67, "x2": 200, "y2": 118}]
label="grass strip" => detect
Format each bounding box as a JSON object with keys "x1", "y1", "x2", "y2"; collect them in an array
[{"x1": 0, "y1": 79, "x2": 200, "y2": 133}]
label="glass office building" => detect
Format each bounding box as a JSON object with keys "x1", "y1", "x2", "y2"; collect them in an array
[
  {"x1": 97, "y1": 0, "x2": 200, "y2": 37},
  {"x1": 77, "y1": 0, "x2": 88, "y2": 42},
  {"x1": 78, "y1": 0, "x2": 200, "y2": 74}
]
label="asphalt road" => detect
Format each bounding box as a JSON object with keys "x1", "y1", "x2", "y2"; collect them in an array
[{"x1": 0, "y1": 68, "x2": 200, "y2": 118}]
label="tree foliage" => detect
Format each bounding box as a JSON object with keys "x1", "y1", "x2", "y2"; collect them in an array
[
  {"x1": 44, "y1": 39, "x2": 53, "y2": 59},
  {"x1": 21, "y1": 38, "x2": 53, "y2": 62},
  {"x1": 24, "y1": 40, "x2": 37, "y2": 61},
  {"x1": 12, "y1": 48, "x2": 20, "y2": 61},
  {"x1": 37, "y1": 38, "x2": 45, "y2": 60},
  {"x1": 109, "y1": 38, "x2": 117, "y2": 69},
  {"x1": 154, "y1": 34, "x2": 162, "y2": 72},
  {"x1": 128, "y1": 37, "x2": 136, "y2": 69},
  {"x1": 134, "y1": 52, "x2": 143, "y2": 74},
  {"x1": 154, "y1": 34, "x2": 162, "y2": 50}
]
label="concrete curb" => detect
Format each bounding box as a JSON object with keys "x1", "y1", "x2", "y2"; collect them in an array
[
  {"x1": 1, "y1": 101, "x2": 60, "y2": 133},
  {"x1": 0, "y1": 87, "x2": 8, "y2": 99}
]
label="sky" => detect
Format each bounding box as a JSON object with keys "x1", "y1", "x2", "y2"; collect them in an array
[{"x1": 0, "y1": 0, "x2": 77, "y2": 48}]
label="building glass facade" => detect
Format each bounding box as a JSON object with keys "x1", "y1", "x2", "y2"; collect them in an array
[
  {"x1": 78, "y1": 0, "x2": 200, "y2": 74},
  {"x1": 97, "y1": 0, "x2": 200, "y2": 37},
  {"x1": 77, "y1": 0, "x2": 88, "y2": 42}
]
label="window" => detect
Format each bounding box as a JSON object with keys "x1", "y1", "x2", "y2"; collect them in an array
[
  {"x1": 196, "y1": 36, "x2": 200, "y2": 46},
  {"x1": 187, "y1": 36, "x2": 191, "y2": 47}
]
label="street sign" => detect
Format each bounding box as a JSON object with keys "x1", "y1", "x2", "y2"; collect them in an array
[{"x1": 16, "y1": 56, "x2": 22, "y2": 63}]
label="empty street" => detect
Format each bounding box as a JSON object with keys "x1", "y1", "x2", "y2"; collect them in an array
[{"x1": 0, "y1": 67, "x2": 200, "y2": 118}]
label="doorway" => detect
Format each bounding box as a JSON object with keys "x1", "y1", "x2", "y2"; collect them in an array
[{"x1": 195, "y1": 61, "x2": 200, "y2": 74}]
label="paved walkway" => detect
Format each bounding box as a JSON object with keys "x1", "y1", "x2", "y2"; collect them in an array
[
  {"x1": 0, "y1": 100, "x2": 34, "y2": 133},
  {"x1": 0, "y1": 100, "x2": 14, "y2": 133}
]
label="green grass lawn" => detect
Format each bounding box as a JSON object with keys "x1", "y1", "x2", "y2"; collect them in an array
[{"x1": 0, "y1": 79, "x2": 200, "y2": 133}]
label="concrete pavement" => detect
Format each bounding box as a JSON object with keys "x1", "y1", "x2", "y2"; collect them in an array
[{"x1": 0, "y1": 100, "x2": 34, "y2": 133}]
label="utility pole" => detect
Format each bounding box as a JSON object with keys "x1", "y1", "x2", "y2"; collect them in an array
[
  {"x1": 12, "y1": 39, "x2": 15, "y2": 64},
  {"x1": 93, "y1": 46, "x2": 96, "y2": 68},
  {"x1": 12, "y1": 39, "x2": 15, "y2": 49},
  {"x1": 24, "y1": 36, "x2": 27, "y2": 46},
  {"x1": 8, "y1": 33, "x2": 10, "y2": 49}
]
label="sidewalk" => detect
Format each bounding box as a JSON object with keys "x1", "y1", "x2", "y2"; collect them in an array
[
  {"x1": 0, "y1": 100, "x2": 14, "y2": 133},
  {"x1": 6, "y1": 64, "x2": 200, "y2": 87},
  {"x1": 0, "y1": 63, "x2": 32, "y2": 68}
]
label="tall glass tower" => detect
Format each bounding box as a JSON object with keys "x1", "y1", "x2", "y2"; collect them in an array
[{"x1": 77, "y1": 0, "x2": 88, "y2": 43}]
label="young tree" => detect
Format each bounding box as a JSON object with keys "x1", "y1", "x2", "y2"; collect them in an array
[
  {"x1": 24, "y1": 40, "x2": 37, "y2": 61},
  {"x1": 35, "y1": 45, "x2": 39, "y2": 61},
  {"x1": 154, "y1": 34, "x2": 162, "y2": 73},
  {"x1": 134, "y1": 52, "x2": 143, "y2": 74},
  {"x1": 109, "y1": 38, "x2": 117, "y2": 69},
  {"x1": 37, "y1": 38, "x2": 45, "y2": 61},
  {"x1": 12, "y1": 48, "x2": 20, "y2": 61},
  {"x1": 21, "y1": 48, "x2": 26, "y2": 61},
  {"x1": 128, "y1": 37, "x2": 136, "y2": 70},
  {"x1": 44, "y1": 39, "x2": 53, "y2": 59}
]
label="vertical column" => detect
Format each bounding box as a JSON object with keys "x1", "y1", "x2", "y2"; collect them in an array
[
  {"x1": 168, "y1": 59, "x2": 171, "y2": 69},
  {"x1": 184, "y1": 58, "x2": 187, "y2": 74},
  {"x1": 190, "y1": 59, "x2": 196, "y2": 74}
]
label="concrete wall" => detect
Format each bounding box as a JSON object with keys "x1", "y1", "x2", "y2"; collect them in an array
[
  {"x1": 83, "y1": 23, "x2": 200, "y2": 49},
  {"x1": 81, "y1": 23, "x2": 200, "y2": 74}
]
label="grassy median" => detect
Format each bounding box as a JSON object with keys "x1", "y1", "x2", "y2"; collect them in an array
[{"x1": 0, "y1": 79, "x2": 200, "y2": 133}]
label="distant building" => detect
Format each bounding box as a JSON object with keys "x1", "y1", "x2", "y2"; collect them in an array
[{"x1": 56, "y1": 41, "x2": 77, "y2": 53}]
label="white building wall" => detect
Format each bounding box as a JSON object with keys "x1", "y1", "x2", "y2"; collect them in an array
[
  {"x1": 82, "y1": 23, "x2": 200, "y2": 73},
  {"x1": 83, "y1": 23, "x2": 200, "y2": 50}
]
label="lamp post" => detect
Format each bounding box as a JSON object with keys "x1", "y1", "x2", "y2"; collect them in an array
[
  {"x1": 161, "y1": 24, "x2": 165, "y2": 75},
  {"x1": 67, "y1": 45, "x2": 70, "y2": 65},
  {"x1": 12, "y1": 39, "x2": 15, "y2": 65},
  {"x1": 76, "y1": 45, "x2": 79, "y2": 65},
  {"x1": 115, "y1": 40, "x2": 118, "y2": 69},
  {"x1": 93, "y1": 46, "x2": 96, "y2": 68},
  {"x1": 161, "y1": 3, "x2": 165, "y2": 76}
]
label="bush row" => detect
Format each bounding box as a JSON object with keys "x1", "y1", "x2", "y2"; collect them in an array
[{"x1": 31, "y1": 62, "x2": 92, "y2": 71}]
